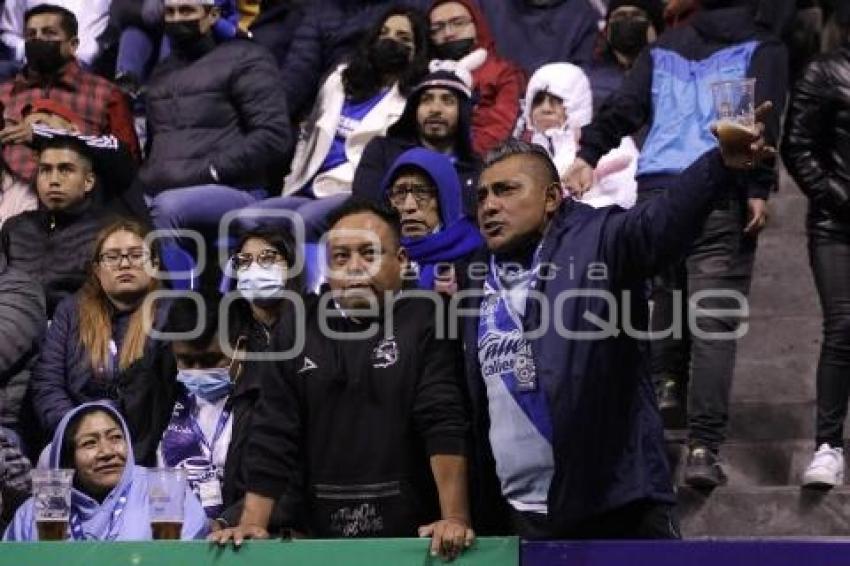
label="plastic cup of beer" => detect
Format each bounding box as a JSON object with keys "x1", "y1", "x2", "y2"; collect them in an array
[
  {"x1": 711, "y1": 78, "x2": 757, "y2": 168},
  {"x1": 148, "y1": 468, "x2": 186, "y2": 540},
  {"x1": 32, "y1": 469, "x2": 74, "y2": 541}
]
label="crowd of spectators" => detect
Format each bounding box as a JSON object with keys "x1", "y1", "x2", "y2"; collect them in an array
[{"x1": 0, "y1": 0, "x2": 843, "y2": 554}]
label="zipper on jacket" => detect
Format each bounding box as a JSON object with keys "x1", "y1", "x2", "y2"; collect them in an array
[{"x1": 313, "y1": 481, "x2": 402, "y2": 501}]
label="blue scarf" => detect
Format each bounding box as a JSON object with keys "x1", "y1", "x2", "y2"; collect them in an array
[{"x1": 402, "y1": 218, "x2": 483, "y2": 290}]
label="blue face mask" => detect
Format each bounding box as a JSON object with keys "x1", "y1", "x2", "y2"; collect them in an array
[
  {"x1": 176, "y1": 368, "x2": 233, "y2": 402},
  {"x1": 236, "y1": 264, "x2": 286, "y2": 302}
]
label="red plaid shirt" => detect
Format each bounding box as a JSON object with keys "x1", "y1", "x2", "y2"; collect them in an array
[{"x1": 0, "y1": 62, "x2": 140, "y2": 182}]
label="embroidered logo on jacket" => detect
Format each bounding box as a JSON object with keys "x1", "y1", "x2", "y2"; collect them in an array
[{"x1": 371, "y1": 338, "x2": 399, "y2": 369}]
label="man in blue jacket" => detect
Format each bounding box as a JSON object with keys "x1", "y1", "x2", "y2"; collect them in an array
[
  {"x1": 464, "y1": 110, "x2": 773, "y2": 537},
  {"x1": 565, "y1": 0, "x2": 788, "y2": 488}
]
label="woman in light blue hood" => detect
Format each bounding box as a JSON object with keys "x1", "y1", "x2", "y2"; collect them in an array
[{"x1": 4, "y1": 402, "x2": 208, "y2": 541}]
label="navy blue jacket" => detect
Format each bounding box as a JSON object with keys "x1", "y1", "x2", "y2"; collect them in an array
[
  {"x1": 30, "y1": 295, "x2": 164, "y2": 434},
  {"x1": 480, "y1": 0, "x2": 599, "y2": 75},
  {"x1": 280, "y1": 0, "x2": 431, "y2": 118},
  {"x1": 461, "y1": 149, "x2": 728, "y2": 533}
]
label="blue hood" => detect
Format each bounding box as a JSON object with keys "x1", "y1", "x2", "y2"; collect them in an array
[
  {"x1": 381, "y1": 147, "x2": 468, "y2": 226},
  {"x1": 4, "y1": 401, "x2": 210, "y2": 541},
  {"x1": 49, "y1": 401, "x2": 135, "y2": 481},
  {"x1": 380, "y1": 148, "x2": 483, "y2": 290}
]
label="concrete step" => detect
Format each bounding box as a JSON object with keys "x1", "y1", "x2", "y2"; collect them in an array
[{"x1": 678, "y1": 486, "x2": 850, "y2": 537}]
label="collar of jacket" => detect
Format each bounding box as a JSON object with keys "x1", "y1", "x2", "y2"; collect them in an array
[
  {"x1": 692, "y1": 5, "x2": 759, "y2": 44},
  {"x1": 38, "y1": 196, "x2": 95, "y2": 229},
  {"x1": 14, "y1": 60, "x2": 82, "y2": 94},
  {"x1": 169, "y1": 35, "x2": 218, "y2": 63}
]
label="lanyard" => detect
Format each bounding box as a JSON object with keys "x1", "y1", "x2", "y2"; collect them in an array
[
  {"x1": 69, "y1": 490, "x2": 129, "y2": 541},
  {"x1": 187, "y1": 396, "x2": 231, "y2": 463}
]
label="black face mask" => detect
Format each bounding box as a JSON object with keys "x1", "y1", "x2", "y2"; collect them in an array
[
  {"x1": 433, "y1": 38, "x2": 475, "y2": 61},
  {"x1": 164, "y1": 19, "x2": 206, "y2": 50},
  {"x1": 608, "y1": 18, "x2": 650, "y2": 57},
  {"x1": 25, "y1": 39, "x2": 65, "y2": 75},
  {"x1": 369, "y1": 38, "x2": 412, "y2": 74}
]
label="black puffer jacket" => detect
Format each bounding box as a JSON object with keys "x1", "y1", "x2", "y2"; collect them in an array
[
  {"x1": 783, "y1": 44, "x2": 850, "y2": 228},
  {"x1": 139, "y1": 39, "x2": 292, "y2": 194},
  {"x1": 0, "y1": 256, "x2": 45, "y2": 429},
  {"x1": 0, "y1": 201, "x2": 111, "y2": 318}
]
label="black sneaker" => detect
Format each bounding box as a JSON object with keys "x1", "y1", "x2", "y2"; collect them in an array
[
  {"x1": 657, "y1": 378, "x2": 686, "y2": 429},
  {"x1": 657, "y1": 378, "x2": 679, "y2": 409},
  {"x1": 684, "y1": 444, "x2": 727, "y2": 488}
]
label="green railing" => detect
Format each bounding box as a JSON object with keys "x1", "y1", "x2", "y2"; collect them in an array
[{"x1": 0, "y1": 537, "x2": 519, "y2": 566}]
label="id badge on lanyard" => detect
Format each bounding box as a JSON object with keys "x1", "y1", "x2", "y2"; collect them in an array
[{"x1": 188, "y1": 402, "x2": 230, "y2": 509}]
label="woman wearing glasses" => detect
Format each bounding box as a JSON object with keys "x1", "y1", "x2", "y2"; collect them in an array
[
  {"x1": 383, "y1": 148, "x2": 482, "y2": 295},
  {"x1": 229, "y1": 226, "x2": 304, "y2": 348},
  {"x1": 30, "y1": 220, "x2": 162, "y2": 436}
]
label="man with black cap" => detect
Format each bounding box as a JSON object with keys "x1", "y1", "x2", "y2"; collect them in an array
[
  {"x1": 0, "y1": 130, "x2": 114, "y2": 318},
  {"x1": 565, "y1": 0, "x2": 788, "y2": 488},
  {"x1": 353, "y1": 60, "x2": 480, "y2": 216}
]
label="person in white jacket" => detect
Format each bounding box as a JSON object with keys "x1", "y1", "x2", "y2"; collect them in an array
[
  {"x1": 239, "y1": 6, "x2": 430, "y2": 242},
  {"x1": 521, "y1": 62, "x2": 638, "y2": 209}
]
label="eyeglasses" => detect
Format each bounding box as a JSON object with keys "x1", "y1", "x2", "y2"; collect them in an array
[
  {"x1": 231, "y1": 249, "x2": 286, "y2": 271},
  {"x1": 97, "y1": 249, "x2": 150, "y2": 269},
  {"x1": 429, "y1": 16, "x2": 473, "y2": 36},
  {"x1": 388, "y1": 183, "x2": 437, "y2": 207}
]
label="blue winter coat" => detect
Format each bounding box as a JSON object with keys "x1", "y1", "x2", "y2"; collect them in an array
[{"x1": 461, "y1": 149, "x2": 728, "y2": 534}]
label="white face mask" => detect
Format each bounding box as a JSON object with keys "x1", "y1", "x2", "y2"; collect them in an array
[{"x1": 236, "y1": 263, "x2": 286, "y2": 301}]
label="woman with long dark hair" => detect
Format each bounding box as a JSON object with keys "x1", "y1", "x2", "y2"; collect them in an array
[
  {"x1": 783, "y1": 4, "x2": 850, "y2": 488},
  {"x1": 30, "y1": 220, "x2": 162, "y2": 434},
  {"x1": 241, "y1": 6, "x2": 430, "y2": 242}
]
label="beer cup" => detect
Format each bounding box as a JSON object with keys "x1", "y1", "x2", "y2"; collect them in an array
[
  {"x1": 32, "y1": 469, "x2": 74, "y2": 541},
  {"x1": 148, "y1": 468, "x2": 186, "y2": 540},
  {"x1": 711, "y1": 78, "x2": 758, "y2": 168}
]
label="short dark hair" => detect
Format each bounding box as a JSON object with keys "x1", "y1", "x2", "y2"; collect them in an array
[
  {"x1": 483, "y1": 139, "x2": 561, "y2": 186},
  {"x1": 326, "y1": 198, "x2": 402, "y2": 248},
  {"x1": 24, "y1": 4, "x2": 78, "y2": 38},
  {"x1": 236, "y1": 225, "x2": 304, "y2": 294},
  {"x1": 164, "y1": 290, "x2": 248, "y2": 351},
  {"x1": 38, "y1": 136, "x2": 93, "y2": 170}
]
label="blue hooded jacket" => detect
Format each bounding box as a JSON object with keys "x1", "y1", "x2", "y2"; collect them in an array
[
  {"x1": 382, "y1": 148, "x2": 483, "y2": 290},
  {"x1": 4, "y1": 402, "x2": 208, "y2": 541}
]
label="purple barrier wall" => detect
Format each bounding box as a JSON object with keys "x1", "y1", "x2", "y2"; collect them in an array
[{"x1": 523, "y1": 540, "x2": 850, "y2": 566}]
